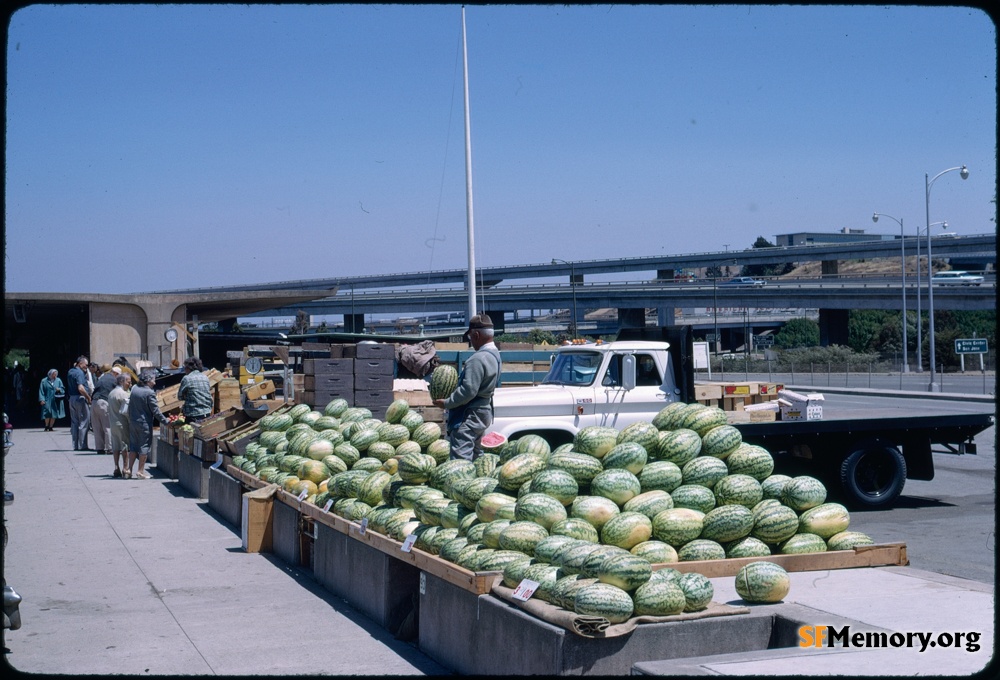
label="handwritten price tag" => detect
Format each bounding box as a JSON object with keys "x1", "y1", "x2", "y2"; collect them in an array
[
  {"x1": 511, "y1": 579, "x2": 540, "y2": 602},
  {"x1": 297, "y1": 489, "x2": 309, "y2": 501},
  {"x1": 359, "y1": 517, "x2": 368, "y2": 535},
  {"x1": 323, "y1": 499, "x2": 334, "y2": 513},
  {"x1": 401, "y1": 533, "x2": 418, "y2": 553}
]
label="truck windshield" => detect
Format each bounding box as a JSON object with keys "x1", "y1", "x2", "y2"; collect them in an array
[{"x1": 542, "y1": 351, "x2": 603, "y2": 386}]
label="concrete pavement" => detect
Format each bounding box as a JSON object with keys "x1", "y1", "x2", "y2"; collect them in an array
[{"x1": 3, "y1": 424, "x2": 995, "y2": 676}]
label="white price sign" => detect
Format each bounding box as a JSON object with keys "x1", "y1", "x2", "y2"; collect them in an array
[
  {"x1": 511, "y1": 579, "x2": 540, "y2": 602},
  {"x1": 401, "y1": 533, "x2": 418, "y2": 553},
  {"x1": 322, "y1": 499, "x2": 334, "y2": 513}
]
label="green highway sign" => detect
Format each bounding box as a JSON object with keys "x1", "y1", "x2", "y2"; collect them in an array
[{"x1": 954, "y1": 338, "x2": 988, "y2": 354}]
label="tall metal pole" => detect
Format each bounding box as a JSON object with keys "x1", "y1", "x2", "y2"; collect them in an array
[
  {"x1": 462, "y1": 7, "x2": 477, "y2": 320},
  {"x1": 873, "y1": 213, "x2": 908, "y2": 373},
  {"x1": 925, "y1": 165, "x2": 969, "y2": 393},
  {"x1": 915, "y1": 225, "x2": 922, "y2": 372},
  {"x1": 569, "y1": 261, "x2": 579, "y2": 338}
]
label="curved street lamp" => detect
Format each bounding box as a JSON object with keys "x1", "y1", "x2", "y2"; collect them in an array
[
  {"x1": 925, "y1": 165, "x2": 969, "y2": 392},
  {"x1": 551, "y1": 258, "x2": 579, "y2": 338},
  {"x1": 872, "y1": 212, "x2": 908, "y2": 372}
]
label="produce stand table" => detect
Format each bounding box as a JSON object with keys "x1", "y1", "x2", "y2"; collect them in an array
[
  {"x1": 207, "y1": 465, "x2": 244, "y2": 527},
  {"x1": 152, "y1": 435, "x2": 180, "y2": 480}
]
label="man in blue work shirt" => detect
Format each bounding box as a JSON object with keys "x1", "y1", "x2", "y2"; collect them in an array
[
  {"x1": 434, "y1": 314, "x2": 502, "y2": 461},
  {"x1": 66, "y1": 355, "x2": 93, "y2": 451}
]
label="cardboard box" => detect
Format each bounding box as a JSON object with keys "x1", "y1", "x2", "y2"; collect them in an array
[
  {"x1": 721, "y1": 382, "x2": 759, "y2": 397},
  {"x1": 242, "y1": 485, "x2": 278, "y2": 553},
  {"x1": 304, "y1": 373, "x2": 353, "y2": 392},
  {"x1": 354, "y1": 373, "x2": 393, "y2": 391},
  {"x1": 303, "y1": 358, "x2": 354, "y2": 375},
  {"x1": 778, "y1": 389, "x2": 825, "y2": 421},
  {"x1": 354, "y1": 358, "x2": 395, "y2": 376},
  {"x1": 744, "y1": 400, "x2": 780, "y2": 423},
  {"x1": 355, "y1": 342, "x2": 397, "y2": 360}
]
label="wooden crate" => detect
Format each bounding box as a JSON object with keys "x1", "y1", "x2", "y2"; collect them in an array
[
  {"x1": 664, "y1": 543, "x2": 908, "y2": 578},
  {"x1": 157, "y1": 368, "x2": 224, "y2": 412},
  {"x1": 215, "y1": 378, "x2": 242, "y2": 412},
  {"x1": 693, "y1": 382, "x2": 724, "y2": 401}
]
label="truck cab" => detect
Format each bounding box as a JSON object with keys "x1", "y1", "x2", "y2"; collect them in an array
[{"x1": 490, "y1": 341, "x2": 682, "y2": 446}]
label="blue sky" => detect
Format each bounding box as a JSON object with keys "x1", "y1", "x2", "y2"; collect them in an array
[{"x1": 5, "y1": 4, "x2": 996, "y2": 294}]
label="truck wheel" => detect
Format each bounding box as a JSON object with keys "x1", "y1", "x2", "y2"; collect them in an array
[{"x1": 839, "y1": 446, "x2": 906, "y2": 508}]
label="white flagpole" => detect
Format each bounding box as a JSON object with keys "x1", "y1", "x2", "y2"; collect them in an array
[{"x1": 462, "y1": 6, "x2": 478, "y2": 320}]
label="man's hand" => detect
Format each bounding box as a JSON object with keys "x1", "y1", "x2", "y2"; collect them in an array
[{"x1": 432, "y1": 399, "x2": 446, "y2": 408}]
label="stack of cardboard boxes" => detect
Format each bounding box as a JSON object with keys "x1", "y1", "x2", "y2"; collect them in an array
[{"x1": 300, "y1": 343, "x2": 397, "y2": 419}]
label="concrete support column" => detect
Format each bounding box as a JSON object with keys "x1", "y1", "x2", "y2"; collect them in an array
[
  {"x1": 656, "y1": 307, "x2": 676, "y2": 326},
  {"x1": 618, "y1": 308, "x2": 647, "y2": 329},
  {"x1": 343, "y1": 313, "x2": 365, "y2": 334},
  {"x1": 821, "y1": 260, "x2": 840, "y2": 278},
  {"x1": 818, "y1": 308, "x2": 850, "y2": 346}
]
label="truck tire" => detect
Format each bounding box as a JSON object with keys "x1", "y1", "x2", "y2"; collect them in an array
[{"x1": 839, "y1": 445, "x2": 906, "y2": 508}]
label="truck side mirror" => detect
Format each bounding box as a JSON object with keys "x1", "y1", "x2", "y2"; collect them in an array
[{"x1": 621, "y1": 354, "x2": 636, "y2": 391}]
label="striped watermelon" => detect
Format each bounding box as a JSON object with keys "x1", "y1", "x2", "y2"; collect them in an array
[
  {"x1": 700, "y1": 425, "x2": 743, "y2": 460},
  {"x1": 546, "y1": 451, "x2": 604, "y2": 487},
  {"x1": 677, "y1": 572, "x2": 714, "y2": 612},
  {"x1": 651, "y1": 401, "x2": 688, "y2": 431},
  {"x1": 454, "y1": 476, "x2": 501, "y2": 511},
  {"x1": 712, "y1": 474, "x2": 763, "y2": 508},
  {"x1": 798, "y1": 503, "x2": 850, "y2": 539},
  {"x1": 497, "y1": 453, "x2": 549, "y2": 491},
  {"x1": 350, "y1": 428, "x2": 380, "y2": 453},
  {"x1": 528, "y1": 468, "x2": 579, "y2": 506},
  {"x1": 516, "y1": 434, "x2": 552, "y2": 459},
  {"x1": 600, "y1": 511, "x2": 653, "y2": 550},
  {"x1": 779, "y1": 533, "x2": 828, "y2": 554},
  {"x1": 751, "y1": 504, "x2": 800, "y2": 544},
  {"x1": 827, "y1": 531, "x2": 875, "y2": 551},
  {"x1": 630, "y1": 540, "x2": 679, "y2": 564},
  {"x1": 532, "y1": 535, "x2": 579, "y2": 563},
  {"x1": 569, "y1": 495, "x2": 621, "y2": 531},
  {"x1": 323, "y1": 398, "x2": 350, "y2": 418},
  {"x1": 557, "y1": 542, "x2": 605, "y2": 575},
  {"x1": 377, "y1": 422, "x2": 411, "y2": 447},
  {"x1": 479, "y1": 549, "x2": 531, "y2": 573},
  {"x1": 654, "y1": 429, "x2": 702, "y2": 465},
  {"x1": 481, "y1": 519, "x2": 514, "y2": 548},
  {"x1": 622, "y1": 490, "x2": 675, "y2": 519},
  {"x1": 580, "y1": 545, "x2": 631, "y2": 579},
  {"x1": 411, "y1": 421, "x2": 443, "y2": 448},
  {"x1": 439, "y1": 501, "x2": 475, "y2": 530},
  {"x1": 601, "y1": 442, "x2": 648, "y2": 475},
  {"x1": 552, "y1": 574, "x2": 600, "y2": 611},
  {"x1": 638, "y1": 460, "x2": 683, "y2": 494},
  {"x1": 429, "y1": 458, "x2": 475, "y2": 493},
  {"x1": 725, "y1": 444, "x2": 775, "y2": 481},
  {"x1": 682, "y1": 406, "x2": 729, "y2": 437},
  {"x1": 475, "y1": 493, "x2": 518, "y2": 523},
  {"x1": 502, "y1": 556, "x2": 537, "y2": 588},
  {"x1": 498, "y1": 521, "x2": 550, "y2": 556},
  {"x1": 595, "y1": 552, "x2": 653, "y2": 591},
  {"x1": 464, "y1": 521, "x2": 488, "y2": 546},
  {"x1": 439, "y1": 536, "x2": 471, "y2": 563},
  {"x1": 397, "y1": 453, "x2": 437, "y2": 484},
  {"x1": 781, "y1": 476, "x2": 828, "y2": 512},
  {"x1": 384, "y1": 399, "x2": 410, "y2": 424},
  {"x1": 400, "y1": 410, "x2": 425, "y2": 432},
  {"x1": 616, "y1": 421, "x2": 660, "y2": 455},
  {"x1": 725, "y1": 536, "x2": 772, "y2": 559},
  {"x1": 515, "y1": 493, "x2": 568, "y2": 530},
  {"x1": 648, "y1": 567, "x2": 682, "y2": 584},
  {"x1": 760, "y1": 474, "x2": 793, "y2": 501},
  {"x1": 429, "y1": 365, "x2": 459, "y2": 400},
  {"x1": 573, "y1": 583, "x2": 635, "y2": 624},
  {"x1": 651, "y1": 507, "x2": 705, "y2": 548},
  {"x1": 590, "y1": 469, "x2": 642, "y2": 506},
  {"x1": 735, "y1": 562, "x2": 790, "y2": 603},
  {"x1": 677, "y1": 538, "x2": 726, "y2": 561},
  {"x1": 523, "y1": 563, "x2": 563, "y2": 602},
  {"x1": 669, "y1": 484, "x2": 717, "y2": 513},
  {"x1": 474, "y1": 452, "x2": 501, "y2": 478},
  {"x1": 681, "y1": 456, "x2": 729, "y2": 490},
  {"x1": 632, "y1": 579, "x2": 687, "y2": 616},
  {"x1": 700, "y1": 504, "x2": 754, "y2": 543},
  {"x1": 573, "y1": 426, "x2": 620, "y2": 459},
  {"x1": 549, "y1": 517, "x2": 600, "y2": 543}
]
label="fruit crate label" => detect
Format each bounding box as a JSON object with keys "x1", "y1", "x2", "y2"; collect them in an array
[
  {"x1": 401, "y1": 534, "x2": 418, "y2": 553},
  {"x1": 512, "y1": 579, "x2": 540, "y2": 601},
  {"x1": 724, "y1": 384, "x2": 752, "y2": 395}
]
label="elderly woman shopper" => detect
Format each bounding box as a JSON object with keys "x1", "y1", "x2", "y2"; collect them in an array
[
  {"x1": 38, "y1": 369, "x2": 66, "y2": 431},
  {"x1": 108, "y1": 371, "x2": 132, "y2": 478},
  {"x1": 127, "y1": 370, "x2": 169, "y2": 480}
]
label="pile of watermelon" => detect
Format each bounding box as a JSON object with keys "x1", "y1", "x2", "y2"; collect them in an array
[{"x1": 233, "y1": 398, "x2": 876, "y2": 624}]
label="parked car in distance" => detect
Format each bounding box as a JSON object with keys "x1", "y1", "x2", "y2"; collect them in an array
[
  {"x1": 930, "y1": 270, "x2": 984, "y2": 286},
  {"x1": 721, "y1": 276, "x2": 766, "y2": 287}
]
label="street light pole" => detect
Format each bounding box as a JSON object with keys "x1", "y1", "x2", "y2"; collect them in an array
[
  {"x1": 552, "y1": 259, "x2": 578, "y2": 338},
  {"x1": 872, "y1": 212, "x2": 908, "y2": 372},
  {"x1": 925, "y1": 165, "x2": 969, "y2": 392}
]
